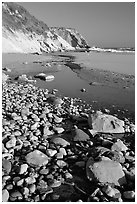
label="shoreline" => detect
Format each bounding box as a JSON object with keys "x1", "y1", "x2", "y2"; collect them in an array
[{"x1": 2, "y1": 76, "x2": 135, "y2": 202}]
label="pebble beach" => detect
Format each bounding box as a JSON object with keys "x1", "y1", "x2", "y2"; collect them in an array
[{"x1": 2, "y1": 57, "x2": 135, "y2": 201}]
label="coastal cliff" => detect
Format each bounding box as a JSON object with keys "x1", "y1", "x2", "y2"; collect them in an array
[{"x1": 2, "y1": 2, "x2": 89, "y2": 53}]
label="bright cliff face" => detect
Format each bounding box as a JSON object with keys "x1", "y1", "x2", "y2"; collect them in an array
[{"x1": 2, "y1": 2, "x2": 89, "y2": 54}]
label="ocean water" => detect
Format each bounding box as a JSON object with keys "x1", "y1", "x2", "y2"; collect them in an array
[
  {"x1": 70, "y1": 51, "x2": 135, "y2": 75},
  {"x1": 35, "y1": 52, "x2": 135, "y2": 113},
  {"x1": 3, "y1": 52, "x2": 135, "y2": 113}
]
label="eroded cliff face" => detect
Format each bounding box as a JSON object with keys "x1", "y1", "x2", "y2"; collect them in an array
[
  {"x1": 50, "y1": 27, "x2": 90, "y2": 49},
  {"x1": 2, "y1": 2, "x2": 89, "y2": 54}
]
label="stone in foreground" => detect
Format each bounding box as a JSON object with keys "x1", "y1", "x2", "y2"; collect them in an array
[
  {"x1": 86, "y1": 157, "x2": 126, "y2": 186},
  {"x1": 2, "y1": 189, "x2": 9, "y2": 202},
  {"x1": 25, "y1": 150, "x2": 49, "y2": 167},
  {"x1": 88, "y1": 111, "x2": 125, "y2": 133}
]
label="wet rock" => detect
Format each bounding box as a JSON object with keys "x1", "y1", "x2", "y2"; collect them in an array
[
  {"x1": 86, "y1": 157, "x2": 126, "y2": 186},
  {"x1": 2, "y1": 189, "x2": 9, "y2": 202},
  {"x1": 123, "y1": 191, "x2": 135, "y2": 199},
  {"x1": 88, "y1": 111, "x2": 125, "y2": 133},
  {"x1": 73, "y1": 125, "x2": 90, "y2": 141},
  {"x1": 25, "y1": 150, "x2": 49, "y2": 167},
  {"x1": 51, "y1": 137, "x2": 70, "y2": 147},
  {"x1": 19, "y1": 163, "x2": 28, "y2": 174},
  {"x1": 34, "y1": 73, "x2": 54, "y2": 81}
]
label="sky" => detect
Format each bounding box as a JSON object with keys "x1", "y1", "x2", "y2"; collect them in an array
[{"x1": 18, "y1": 2, "x2": 135, "y2": 48}]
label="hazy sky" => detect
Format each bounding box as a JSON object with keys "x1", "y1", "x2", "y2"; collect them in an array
[{"x1": 18, "y1": 2, "x2": 135, "y2": 48}]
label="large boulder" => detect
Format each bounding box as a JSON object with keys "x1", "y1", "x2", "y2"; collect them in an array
[
  {"x1": 86, "y1": 157, "x2": 126, "y2": 186},
  {"x1": 88, "y1": 111, "x2": 125, "y2": 133}
]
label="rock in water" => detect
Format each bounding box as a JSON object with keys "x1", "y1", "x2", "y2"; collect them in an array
[
  {"x1": 25, "y1": 150, "x2": 49, "y2": 167},
  {"x1": 73, "y1": 125, "x2": 90, "y2": 141},
  {"x1": 86, "y1": 157, "x2": 126, "y2": 186},
  {"x1": 88, "y1": 111, "x2": 125, "y2": 133}
]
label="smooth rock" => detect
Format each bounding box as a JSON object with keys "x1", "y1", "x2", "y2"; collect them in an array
[
  {"x1": 51, "y1": 137, "x2": 70, "y2": 147},
  {"x1": 59, "y1": 147, "x2": 67, "y2": 156},
  {"x1": 19, "y1": 163, "x2": 28, "y2": 174},
  {"x1": 46, "y1": 149, "x2": 57, "y2": 157},
  {"x1": 86, "y1": 157, "x2": 126, "y2": 186},
  {"x1": 16, "y1": 178, "x2": 24, "y2": 186},
  {"x1": 88, "y1": 111, "x2": 125, "y2": 133},
  {"x1": 56, "y1": 152, "x2": 64, "y2": 159},
  {"x1": 53, "y1": 127, "x2": 64, "y2": 134},
  {"x1": 2, "y1": 159, "x2": 11, "y2": 174},
  {"x1": 56, "y1": 160, "x2": 67, "y2": 168},
  {"x1": 73, "y1": 125, "x2": 90, "y2": 141},
  {"x1": 25, "y1": 176, "x2": 36, "y2": 185},
  {"x1": 2, "y1": 189, "x2": 9, "y2": 202},
  {"x1": 29, "y1": 184, "x2": 36, "y2": 194},
  {"x1": 39, "y1": 168, "x2": 49, "y2": 175},
  {"x1": 111, "y1": 139, "x2": 128, "y2": 152},
  {"x1": 25, "y1": 150, "x2": 49, "y2": 167}
]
